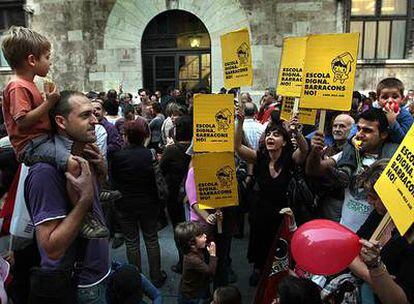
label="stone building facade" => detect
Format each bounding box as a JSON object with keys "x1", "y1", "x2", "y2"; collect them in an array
[{"x1": 1, "y1": 0, "x2": 413, "y2": 96}]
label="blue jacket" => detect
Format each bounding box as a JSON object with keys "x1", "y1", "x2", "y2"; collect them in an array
[{"x1": 389, "y1": 107, "x2": 413, "y2": 143}]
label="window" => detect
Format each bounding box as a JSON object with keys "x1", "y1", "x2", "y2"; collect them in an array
[
  {"x1": 0, "y1": 1, "x2": 26, "y2": 67},
  {"x1": 142, "y1": 10, "x2": 211, "y2": 94},
  {"x1": 348, "y1": 0, "x2": 410, "y2": 60}
]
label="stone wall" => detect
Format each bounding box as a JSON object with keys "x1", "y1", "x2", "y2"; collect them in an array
[
  {"x1": 355, "y1": 62, "x2": 414, "y2": 93},
  {"x1": 24, "y1": 0, "x2": 115, "y2": 92},
  {"x1": 1, "y1": 0, "x2": 413, "y2": 96}
]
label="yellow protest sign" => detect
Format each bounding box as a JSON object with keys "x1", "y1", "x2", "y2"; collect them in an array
[
  {"x1": 277, "y1": 36, "x2": 307, "y2": 97},
  {"x1": 193, "y1": 94, "x2": 234, "y2": 153},
  {"x1": 193, "y1": 152, "x2": 239, "y2": 209},
  {"x1": 220, "y1": 28, "x2": 253, "y2": 88},
  {"x1": 374, "y1": 125, "x2": 414, "y2": 235},
  {"x1": 280, "y1": 97, "x2": 317, "y2": 125},
  {"x1": 300, "y1": 33, "x2": 359, "y2": 111}
]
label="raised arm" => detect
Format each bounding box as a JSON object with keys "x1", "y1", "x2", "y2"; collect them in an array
[
  {"x1": 235, "y1": 111, "x2": 257, "y2": 164},
  {"x1": 305, "y1": 131, "x2": 336, "y2": 177},
  {"x1": 288, "y1": 116, "x2": 309, "y2": 165}
]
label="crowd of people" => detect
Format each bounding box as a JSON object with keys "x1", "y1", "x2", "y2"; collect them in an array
[{"x1": 0, "y1": 26, "x2": 413, "y2": 304}]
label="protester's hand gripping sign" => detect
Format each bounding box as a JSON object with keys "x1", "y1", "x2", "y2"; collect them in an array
[
  {"x1": 277, "y1": 37, "x2": 307, "y2": 98},
  {"x1": 193, "y1": 152, "x2": 238, "y2": 209},
  {"x1": 300, "y1": 33, "x2": 359, "y2": 111},
  {"x1": 374, "y1": 125, "x2": 414, "y2": 236},
  {"x1": 220, "y1": 28, "x2": 253, "y2": 88},
  {"x1": 193, "y1": 94, "x2": 234, "y2": 153}
]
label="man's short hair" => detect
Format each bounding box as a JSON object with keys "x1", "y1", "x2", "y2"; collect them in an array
[
  {"x1": 174, "y1": 221, "x2": 204, "y2": 254},
  {"x1": 138, "y1": 88, "x2": 148, "y2": 96},
  {"x1": 357, "y1": 108, "x2": 389, "y2": 133},
  {"x1": 1, "y1": 26, "x2": 51, "y2": 69},
  {"x1": 50, "y1": 91, "x2": 84, "y2": 130},
  {"x1": 243, "y1": 102, "x2": 256, "y2": 117},
  {"x1": 376, "y1": 77, "x2": 404, "y2": 97},
  {"x1": 51, "y1": 90, "x2": 84, "y2": 118}
]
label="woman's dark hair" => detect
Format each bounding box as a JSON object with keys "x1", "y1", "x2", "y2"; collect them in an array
[
  {"x1": 175, "y1": 115, "x2": 193, "y2": 142},
  {"x1": 214, "y1": 286, "x2": 242, "y2": 304},
  {"x1": 103, "y1": 99, "x2": 119, "y2": 115},
  {"x1": 124, "y1": 118, "x2": 150, "y2": 146},
  {"x1": 270, "y1": 109, "x2": 281, "y2": 125},
  {"x1": 259, "y1": 122, "x2": 293, "y2": 171},
  {"x1": 105, "y1": 89, "x2": 119, "y2": 115},
  {"x1": 278, "y1": 276, "x2": 322, "y2": 304},
  {"x1": 108, "y1": 264, "x2": 143, "y2": 304},
  {"x1": 107, "y1": 89, "x2": 117, "y2": 101},
  {"x1": 174, "y1": 221, "x2": 204, "y2": 254}
]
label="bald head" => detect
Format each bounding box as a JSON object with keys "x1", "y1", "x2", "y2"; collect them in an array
[{"x1": 332, "y1": 114, "x2": 354, "y2": 142}]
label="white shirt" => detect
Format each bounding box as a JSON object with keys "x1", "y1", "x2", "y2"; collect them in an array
[
  {"x1": 339, "y1": 155, "x2": 377, "y2": 232},
  {"x1": 95, "y1": 124, "x2": 108, "y2": 158},
  {"x1": 242, "y1": 118, "x2": 266, "y2": 150}
]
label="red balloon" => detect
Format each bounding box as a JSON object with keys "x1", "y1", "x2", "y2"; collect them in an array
[{"x1": 291, "y1": 219, "x2": 361, "y2": 275}]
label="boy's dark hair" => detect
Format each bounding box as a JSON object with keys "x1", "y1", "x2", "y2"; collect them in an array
[
  {"x1": 376, "y1": 77, "x2": 404, "y2": 98},
  {"x1": 108, "y1": 264, "x2": 143, "y2": 303},
  {"x1": 175, "y1": 115, "x2": 193, "y2": 142},
  {"x1": 357, "y1": 158, "x2": 389, "y2": 193},
  {"x1": 357, "y1": 108, "x2": 389, "y2": 133},
  {"x1": 278, "y1": 276, "x2": 322, "y2": 304},
  {"x1": 1, "y1": 26, "x2": 51, "y2": 69},
  {"x1": 174, "y1": 221, "x2": 204, "y2": 254},
  {"x1": 214, "y1": 286, "x2": 242, "y2": 304}
]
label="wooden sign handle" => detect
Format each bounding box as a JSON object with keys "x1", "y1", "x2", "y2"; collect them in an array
[
  {"x1": 405, "y1": 225, "x2": 414, "y2": 244},
  {"x1": 293, "y1": 97, "x2": 300, "y2": 117},
  {"x1": 318, "y1": 110, "x2": 326, "y2": 133},
  {"x1": 217, "y1": 208, "x2": 223, "y2": 234},
  {"x1": 369, "y1": 212, "x2": 392, "y2": 242}
]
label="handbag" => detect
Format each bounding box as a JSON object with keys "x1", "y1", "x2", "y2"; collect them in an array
[
  {"x1": 150, "y1": 149, "x2": 169, "y2": 204},
  {"x1": 287, "y1": 166, "x2": 318, "y2": 225}
]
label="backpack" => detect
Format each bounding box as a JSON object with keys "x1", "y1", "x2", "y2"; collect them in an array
[{"x1": 150, "y1": 149, "x2": 169, "y2": 205}]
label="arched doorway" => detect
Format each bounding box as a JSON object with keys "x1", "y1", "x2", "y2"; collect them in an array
[{"x1": 141, "y1": 10, "x2": 211, "y2": 94}]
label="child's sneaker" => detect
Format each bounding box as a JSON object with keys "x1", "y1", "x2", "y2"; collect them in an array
[
  {"x1": 99, "y1": 189, "x2": 122, "y2": 202},
  {"x1": 80, "y1": 212, "x2": 109, "y2": 239}
]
